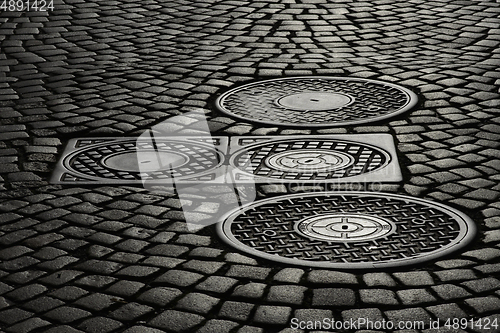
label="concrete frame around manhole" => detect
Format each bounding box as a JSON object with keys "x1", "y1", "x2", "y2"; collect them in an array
[
  {"x1": 217, "y1": 192, "x2": 477, "y2": 270},
  {"x1": 228, "y1": 134, "x2": 402, "y2": 184}
]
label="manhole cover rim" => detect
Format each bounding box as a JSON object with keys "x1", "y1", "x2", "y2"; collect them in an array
[
  {"x1": 217, "y1": 191, "x2": 476, "y2": 269},
  {"x1": 62, "y1": 138, "x2": 226, "y2": 181},
  {"x1": 214, "y1": 76, "x2": 419, "y2": 128}
]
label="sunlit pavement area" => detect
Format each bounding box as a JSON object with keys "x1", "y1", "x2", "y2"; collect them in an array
[{"x1": 1, "y1": 0, "x2": 500, "y2": 332}]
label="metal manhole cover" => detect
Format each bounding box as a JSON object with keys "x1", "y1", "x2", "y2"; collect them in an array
[
  {"x1": 215, "y1": 76, "x2": 418, "y2": 127},
  {"x1": 50, "y1": 137, "x2": 228, "y2": 184},
  {"x1": 217, "y1": 192, "x2": 476, "y2": 269},
  {"x1": 229, "y1": 134, "x2": 402, "y2": 183},
  {"x1": 52, "y1": 135, "x2": 401, "y2": 184}
]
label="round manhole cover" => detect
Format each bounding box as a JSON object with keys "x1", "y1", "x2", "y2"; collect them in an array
[
  {"x1": 217, "y1": 192, "x2": 476, "y2": 269},
  {"x1": 230, "y1": 138, "x2": 390, "y2": 181},
  {"x1": 215, "y1": 76, "x2": 418, "y2": 127},
  {"x1": 64, "y1": 139, "x2": 223, "y2": 181}
]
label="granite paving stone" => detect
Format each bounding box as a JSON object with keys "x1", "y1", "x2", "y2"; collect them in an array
[
  {"x1": 360, "y1": 288, "x2": 400, "y2": 306},
  {"x1": 385, "y1": 307, "x2": 433, "y2": 327},
  {"x1": 218, "y1": 300, "x2": 255, "y2": 322},
  {"x1": 74, "y1": 293, "x2": 121, "y2": 312},
  {"x1": 77, "y1": 317, "x2": 123, "y2": 333},
  {"x1": 196, "y1": 319, "x2": 239, "y2": 333},
  {"x1": 253, "y1": 305, "x2": 292, "y2": 326},
  {"x1": 5, "y1": 317, "x2": 52, "y2": 333},
  {"x1": 136, "y1": 287, "x2": 182, "y2": 307},
  {"x1": 465, "y1": 296, "x2": 500, "y2": 314},
  {"x1": 397, "y1": 288, "x2": 438, "y2": 305},
  {"x1": 195, "y1": 275, "x2": 238, "y2": 294},
  {"x1": 267, "y1": 285, "x2": 308, "y2": 305},
  {"x1": 272, "y1": 268, "x2": 305, "y2": 284},
  {"x1": 226, "y1": 265, "x2": 272, "y2": 281},
  {"x1": 109, "y1": 302, "x2": 154, "y2": 321},
  {"x1": 122, "y1": 326, "x2": 165, "y2": 333},
  {"x1": 175, "y1": 292, "x2": 220, "y2": 314},
  {"x1": 43, "y1": 306, "x2": 92, "y2": 324},
  {"x1": 148, "y1": 310, "x2": 205, "y2": 332},
  {"x1": 312, "y1": 288, "x2": 356, "y2": 307},
  {"x1": 307, "y1": 270, "x2": 358, "y2": 285},
  {"x1": 393, "y1": 272, "x2": 436, "y2": 286},
  {"x1": 362, "y1": 272, "x2": 398, "y2": 287},
  {"x1": 0, "y1": 308, "x2": 33, "y2": 326},
  {"x1": 426, "y1": 303, "x2": 468, "y2": 322},
  {"x1": 232, "y1": 282, "x2": 267, "y2": 299}
]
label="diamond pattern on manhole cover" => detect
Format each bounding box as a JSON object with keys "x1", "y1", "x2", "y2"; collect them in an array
[
  {"x1": 215, "y1": 76, "x2": 418, "y2": 127},
  {"x1": 217, "y1": 192, "x2": 476, "y2": 269},
  {"x1": 50, "y1": 137, "x2": 228, "y2": 184},
  {"x1": 229, "y1": 134, "x2": 402, "y2": 183}
]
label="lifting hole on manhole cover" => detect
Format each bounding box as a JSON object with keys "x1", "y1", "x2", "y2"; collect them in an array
[
  {"x1": 217, "y1": 192, "x2": 476, "y2": 269},
  {"x1": 275, "y1": 92, "x2": 354, "y2": 111}
]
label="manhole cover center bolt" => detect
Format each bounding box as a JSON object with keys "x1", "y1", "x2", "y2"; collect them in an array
[
  {"x1": 295, "y1": 214, "x2": 396, "y2": 242},
  {"x1": 276, "y1": 92, "x2": 354, "y2": 111},
  {"x1": 266, "y1": 149, "x2": 354, "y2": 173}
]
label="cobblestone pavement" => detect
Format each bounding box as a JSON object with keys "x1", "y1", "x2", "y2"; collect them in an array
[{"x1": 1, "y1": 0, "x2": 500, "y2": 332}]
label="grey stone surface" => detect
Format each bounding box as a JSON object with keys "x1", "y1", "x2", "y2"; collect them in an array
[
  {"x1": 148, "y1": 310, "x2": 204, "y2": 332},
  {"x1": 219, "y1": 301, "x2": 255, "y2": 322},
  {"x1": 312, "y1": 288, "x2": 356, "y2": 307},
  {"x1": 253, "y1": 305, "x2": 292, "y2": 326},
  {"x1": 0, "y1": 1, "x2": 499, "y2": 331}
]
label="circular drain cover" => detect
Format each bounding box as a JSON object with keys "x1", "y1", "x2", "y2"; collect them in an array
[
  {"x1": 217, "y1": 192, "x2": 476, "y2": 269},
  {"x1": 215, "y1": 76, "x2": 418, "y2": 127},
  {"x1": 64, "y1": 139, "x2": 223, "y2": 181},
  {"x1": 230, "y1": 138, "x2": 390, "y2": 181}
]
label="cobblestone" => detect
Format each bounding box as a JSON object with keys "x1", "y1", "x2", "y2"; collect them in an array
[
  {"x1": 219, "y1": 301, "x2": 255, "y2": 321},
  {"x1": 232, "y1": 283, "x2": 267, "y2": 299},
  {"x1": 43, "y1": 306, "x2": 91, "y2": 324},
  {"x1": 397, "y1": 289, "x2": 438, "y2": 305},
  {"x1": 195, "y1": 276, "x2": 238, "y2": 294},
  {"x1": 148, "y1": 310, "x2": 205, "y2": 332},
  {"x1": 196, "y1": 319, "x2": 239, "y2": 333},
  {"x1": 360, "y1": 288, "x2": 399, "y2": 306},
  {"x1": 307, "y1": 270, "x2": 358, "y2": 285},
  {"x1": 312, "y1": 288, "x2": 356, "y2": 307},
  {"x1": 136, "y1": 287, "x2": 182, "y2": 307},
  {"x1": 254, "y1": 305, "x2": 292, "y2": 326},
  {"x1": 267, "y1": 285, "x2": 307, "y2": 305},
  {"x1": 465, "y1": 296, "x2": 500, "y2": 314}
]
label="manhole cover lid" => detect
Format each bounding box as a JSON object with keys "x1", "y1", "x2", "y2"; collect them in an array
[
  {"x1": 215, "y1": 76, "x2": 418, "y2": 127},
  {"x1": 217, "y1": 192, "x2": 476, "y2": 269}
]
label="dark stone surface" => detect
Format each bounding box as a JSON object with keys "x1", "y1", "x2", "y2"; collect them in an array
[{"x1": 1, "y1": 0, "x2": 499, "y2": 331}]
